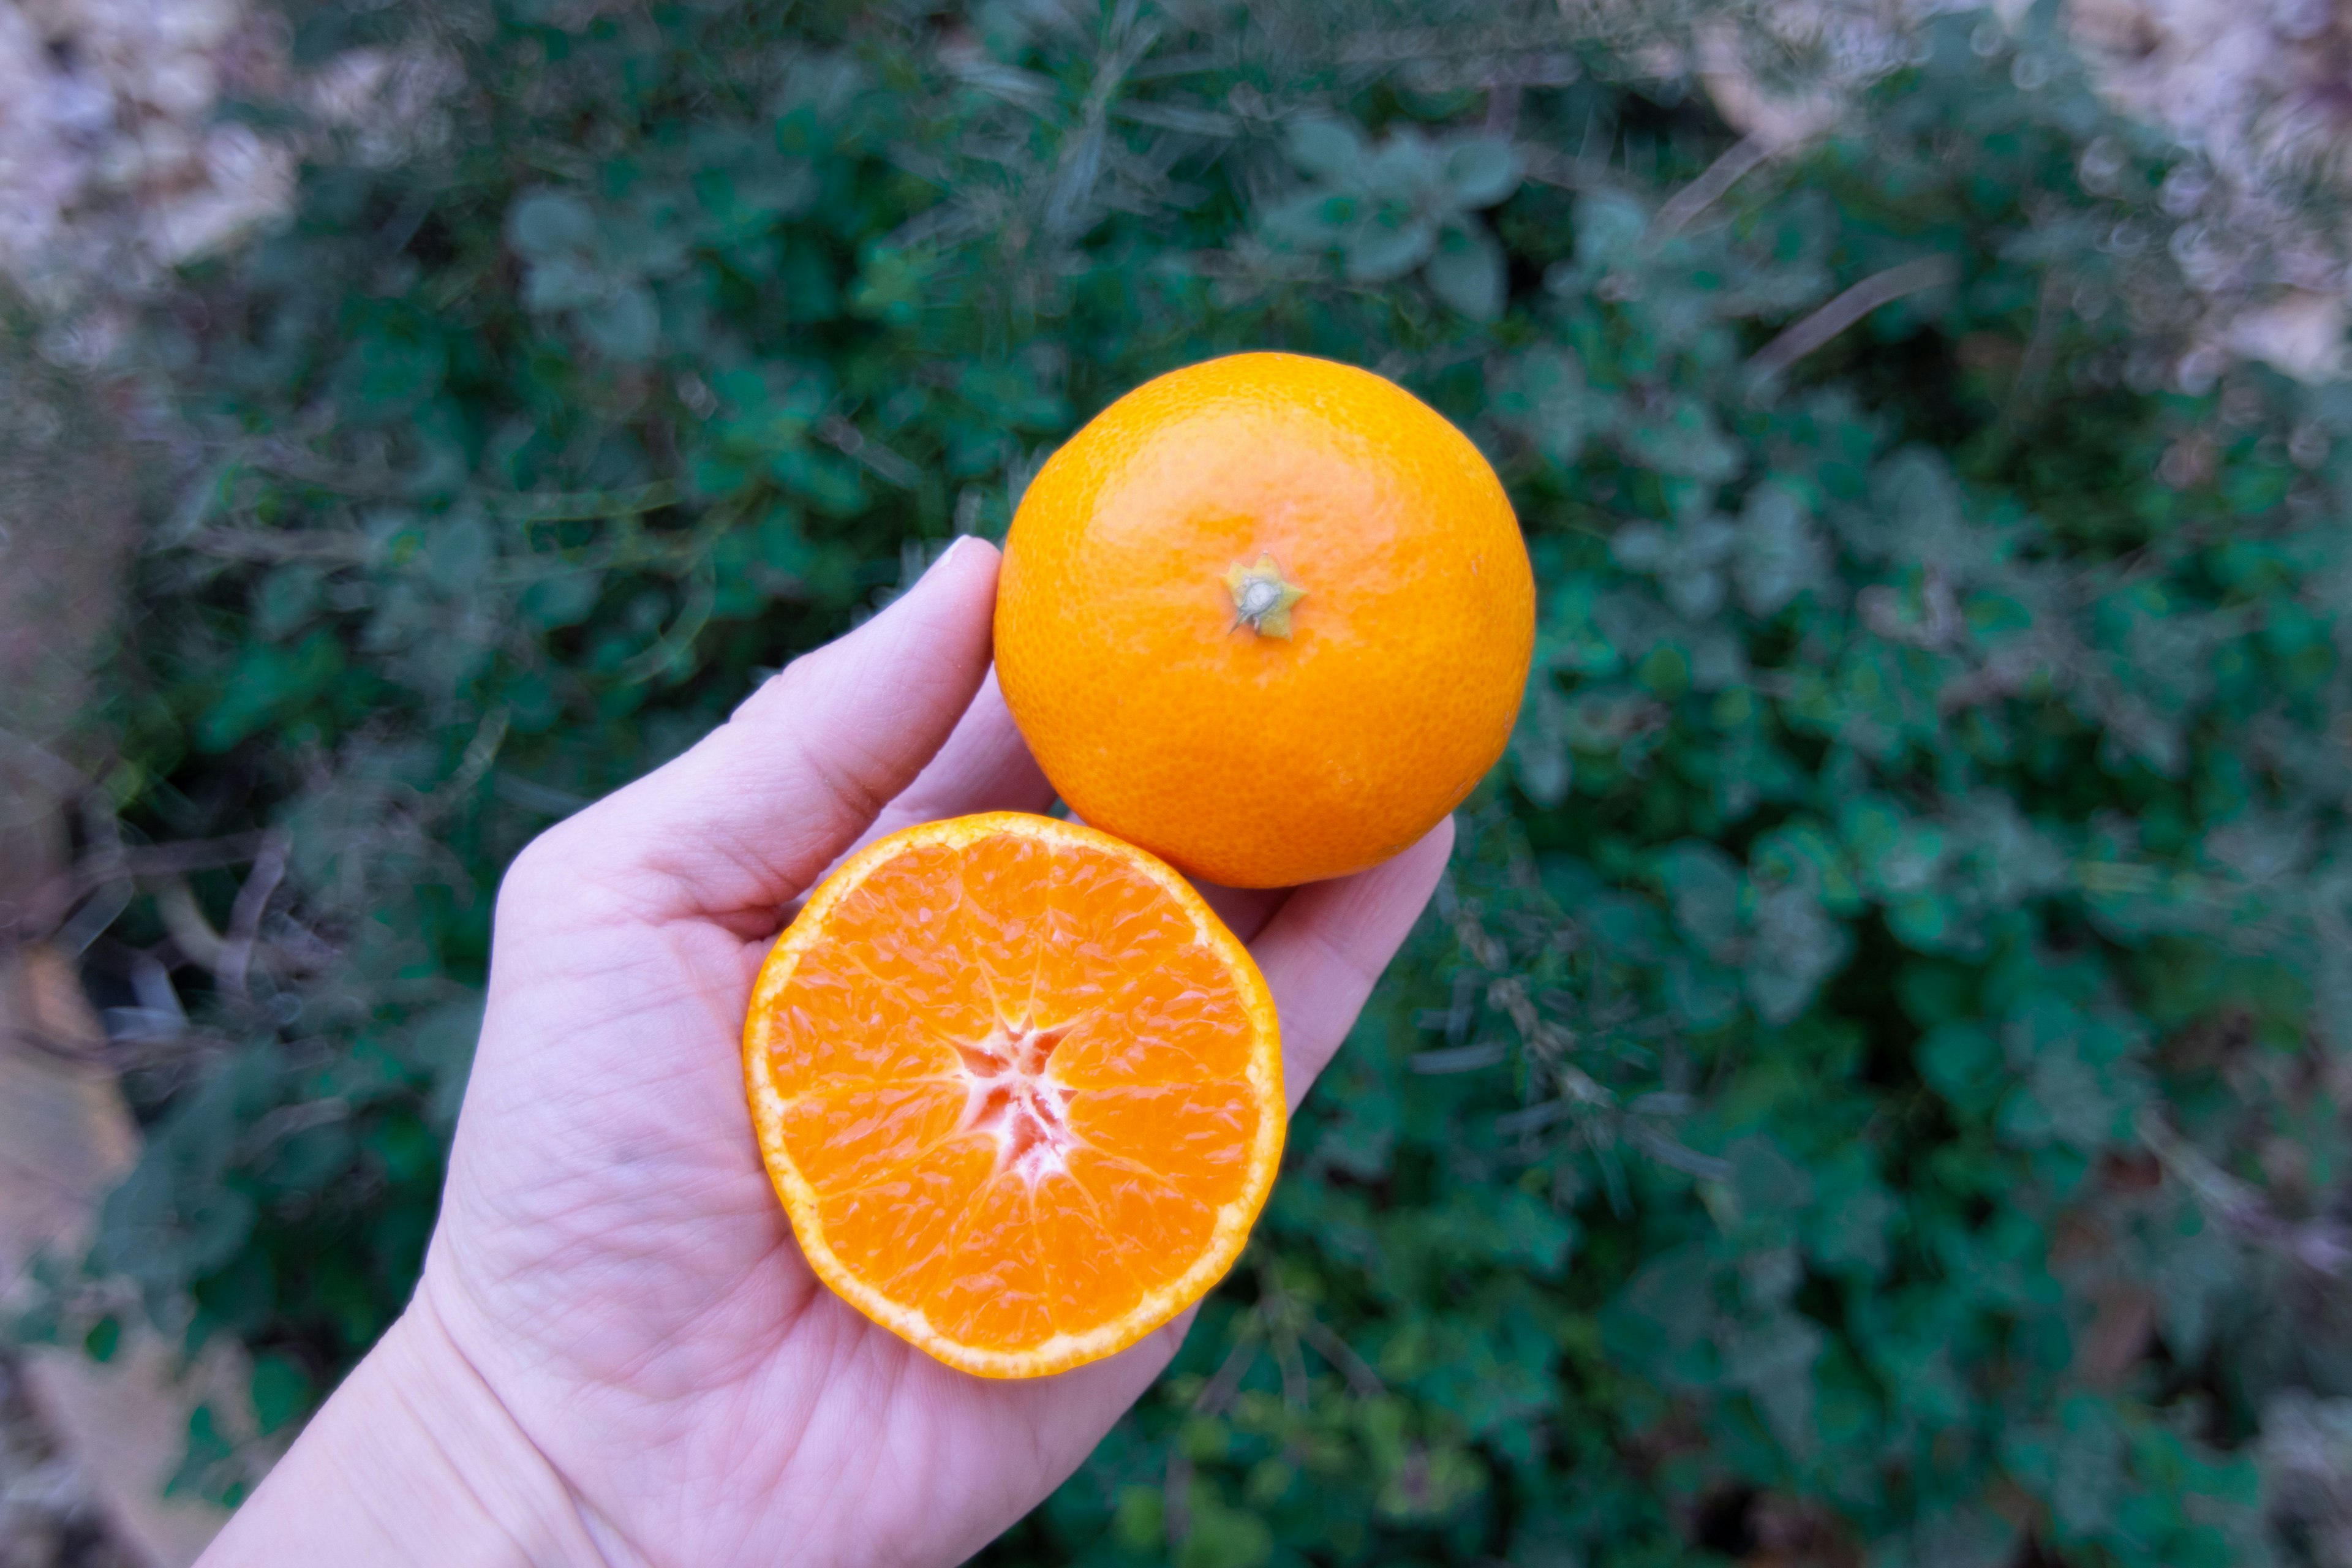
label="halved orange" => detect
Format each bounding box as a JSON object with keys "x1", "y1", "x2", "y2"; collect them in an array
[{"x1": 742, "y1": 812, "x2": 1285, "y2": 1378}]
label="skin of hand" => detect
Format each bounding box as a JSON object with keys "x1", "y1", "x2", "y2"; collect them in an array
[{"x1": 198, "y1": 537, "x2": 1453, "y2": 1568}]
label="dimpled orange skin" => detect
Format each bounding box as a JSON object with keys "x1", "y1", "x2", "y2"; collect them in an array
[{"x1": 995, "y1": 352, "x2": 1537, "y2": 889}]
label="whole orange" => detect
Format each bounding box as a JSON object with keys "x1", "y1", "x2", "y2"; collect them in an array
[{"x1": 994, "y1": 352, "x2": 1535, "y2": 889}]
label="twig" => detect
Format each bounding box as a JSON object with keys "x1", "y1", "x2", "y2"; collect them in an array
[
  {"x1": 1253, "y1": 1259, "x2": 1314, "y2": 1411},
  {"x1": 55, "y1": 790, "x2": 130, "y2": 957},
  {"x1": 4, "y1": 1020, "x2": 225, "y2": 1074},
  {"x1": 236, "y1": 1097, "x2": 349, "y2": 1158},
  {"x1": 216, "y1": 831, "x2": 289, "y2": 997},
  {"x1": 155, "y1": 880, "x2": 225, "y2": 970},
  {"x1": 1164, "y1": 1314, "x2": 1264, "y2": 1556},
  {"x1": 1745, "y1": 255, "x2": 1959, "y2": 391},
  {"x1": 1620, "y1": 1120, "x2": 1734, "y2": 1182},
  {"x1": 484, "y1": 480, "x2": 682, "y2": 521},
  {"x1": 244, "y1": 440, "x2": 412, "y2": 499},
  {"x1": 72, "y1": 834, "x2": 266, "y2": 894},
  {"x1": 1193, "y1": 1316, "x2": 1263, "y2": 1417},
  {"x1": 1517, "y1": 143, "x2": 1608, "y2": 192},
  {"x1": 1297, "y1": 1317, "x2": 1385, "y2": 1399},
  {"x1": 1649, "y1": 133, "x2": 1773, "y2": 240},
  {"x1": 1986, "y1": 270, "x2": 2067, "y2": 459},
  {"x1": 156, "y1": 446, "x2": 255, "y2": 548},
  {"x1": 187, "y1": 527, "x2": 374, "y2": 565},
  {"x1": 1163, "y1": 1452, "x2": 1193, "y2": 1550},
  {"x1": 818, "y1": 418, "x2": 922, "y2": 490},
  {"x1": 617, "y1": 554, "x2": 718, "y2": 686},
  {"x1": 2137, "y1": 1106, "x2": 2350, "y2": 1275},
  {"x1": 421, "y1": 707, "x2": 512, "y2": 822}
]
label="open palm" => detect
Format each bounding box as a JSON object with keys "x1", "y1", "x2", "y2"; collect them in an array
[{"x1": 203, "y1": 538, "x2": 1449, "y2": 1568}]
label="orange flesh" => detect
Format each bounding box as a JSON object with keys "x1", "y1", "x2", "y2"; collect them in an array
[{"x1": 743, "y1": 813, "x2": 1284, "y2": 1378}]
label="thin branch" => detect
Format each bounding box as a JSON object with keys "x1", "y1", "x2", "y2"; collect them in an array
[
  {"x1": 1163, "y1": 1452, "x2": 1193, "y2": 1550},
  {"x1": 1253, "y1": 1257, "x2": 1314, "y2": 1411},
  {"x1": 1649, "y1": 133, "x2": 1774, "y2": 240},
  {"x1": 72, "y1": 833, "x2": 267, "y2": 894},
  {"x1": 420, "y1": 707, "x2": 512, "y2": 823},
  {"x1": 53, "y1": 882, "x2": 130, "y2": 959},
  {"x1": 1167, "y1": 1315, "x2": 1264, "y2": 1557},
  {"x1": 155, "y1": 879, "x2": 225, "y2": 971},
  {"x1": 1193, "y1": 1316, "x2": 1263, "y2": 1417},
  {"x1": 483, "y1": 480, "x2": 682, "y2": 521},
  {"x1": 216, "y1": 830, "x2": 289, "y2": 997},
  {"x1": 187, "y1": 527, "x2": 374, "y2": 565},
  {"x1": 1297, "y1": 1317, "x2": 1386, "y2": 1399},
  {"x1": 1745, "y1": 255, "x2": 1959, "y2": 390},
  {"x1": 1986, "y1": 269, "x2": 2068, "y2": 459},
  {"x1": 1517, "y1": 143, "x2": 1609, "y2": 192},
  {"x1": 236, "y1": 1096, "x2": 350, "y2": 1159},
  {"x1": 818, "y1": 418, "x2": 922, "y2": 490},
  {"x1": 3, "y1": 1020, "x2": 224, "y2": 1074},
  {"x1": 2138, "y1": 1106, "x2": 2350, "y2": 1276},
  {"x1": 617, "y1": 554, "x2": 718, "y2": 687}
]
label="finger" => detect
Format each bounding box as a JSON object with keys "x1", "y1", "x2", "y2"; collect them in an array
[
  {"x1": 1194, "y1": 883, "x2": 1290, "y2": 944},
  {"x1": 837, "y1": 670, "x2": 1055, "y2": 859},
  {"x1": 1248, "y1": 818, "x2": 1455, "y2": 1110},
  {"x1": 521, "y1": 538, "x2": 1001, "y2": 922}
]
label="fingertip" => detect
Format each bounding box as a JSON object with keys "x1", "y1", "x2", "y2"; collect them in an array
[
  {"x1": 869, "y1": 535, "x2": 1001, "y2": 655},
  {"x1": 925, "y1": 533, "x2": 1001, "y2": 605},
  {"x1": 556, "y1": 540, "x2": 1009, "y2": 921},
  {"x1": 1427, "y1": 811, "x2": 1458, "y2": 861},
  {"x1": 1393, "y1": 815, "x2": 1457, "y2": 894}
]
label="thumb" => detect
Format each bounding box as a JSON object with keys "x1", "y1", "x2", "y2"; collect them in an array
[{"x1": 521, "y1": 537, "x2": 1001, "y2": 921}]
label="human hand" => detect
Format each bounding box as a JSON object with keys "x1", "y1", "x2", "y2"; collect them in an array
[{"x1": 199, "y1": 538, "x2": 1452, "y2": 1568}]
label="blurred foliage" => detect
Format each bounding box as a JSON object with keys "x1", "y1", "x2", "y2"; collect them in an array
[{"x1": 18, "y1": 0, "x2": 2352, "y2": 1561}]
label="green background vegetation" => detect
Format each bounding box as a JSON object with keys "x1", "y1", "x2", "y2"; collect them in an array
[{"x1": 20, "y1": 1, "x2": 2352, "y2": 1561}]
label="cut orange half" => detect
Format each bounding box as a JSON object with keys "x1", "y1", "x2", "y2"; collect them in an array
[{"x1": 743, "y1": 812, "x2": 1285, "y2": 1378}]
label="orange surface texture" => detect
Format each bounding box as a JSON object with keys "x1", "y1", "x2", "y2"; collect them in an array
[
  {"x1": 743, "y1": 813, "x2": 1284, "y2": 1378},
  {"x1": 995, "y1": 351, "x2": 1536, "y2": 888}
]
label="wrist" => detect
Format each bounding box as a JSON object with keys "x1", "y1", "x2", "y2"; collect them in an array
[{"x1": 198, "y1": 1292, "x2": 622, "y2": 1568}]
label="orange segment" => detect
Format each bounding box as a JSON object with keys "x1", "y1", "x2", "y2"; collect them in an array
[
  {"x1": 1065, "y1": 1083, "x2": 1262, "y2": 1205},
  {"x1": 1050, "y1": 949, "x2": 1259, "y2": 1087},
  {"x1": 814, "y1": 1138, "x2": 996, "y2": 1295},
  {"x1": 1065, "y1": 1146, "x2": 1221, "y2": 1281},
  {"x1": 761, "y1": 949, "x2": 963, "y2": 1087},
  {"x1": 816, "y1": 842, "x2": 997, "y2": 1042},
  {"x1": 744, "y1": 812, "x2": 1284, "y2": 1379},
  {"x1": 777, "y1": 1081, "x2": 970, "y2": 1194},
  {"x1": 1030, "y1": 1171, "x2": 1149, "y2": 1331},
  {"x1": 925, "y1": 1172, "x2": 1057, "y2": 1349},
  {"x1": 954, "y1": 827, "x2": 1054, "y2": 1022}
]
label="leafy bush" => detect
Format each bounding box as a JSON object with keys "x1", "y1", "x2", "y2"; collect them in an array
[{"x1": 25, "y1": 0, "x2": 2352, "y2": 1562}]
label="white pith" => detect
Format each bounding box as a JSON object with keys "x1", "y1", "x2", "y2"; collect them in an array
[{"x1": 952, "y1": 1013, "x2": 1080, "y2": 1182}]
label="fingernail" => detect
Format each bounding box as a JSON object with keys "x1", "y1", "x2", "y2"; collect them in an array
[{"x1": 906, "y1": 537, "x2": 967, "y2": 592}]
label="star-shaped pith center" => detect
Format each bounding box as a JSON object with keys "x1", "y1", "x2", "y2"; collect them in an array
[
  {"x1": 955, "y1": 1020, "x2": 1077, "y2": 1179},
  {"x1": 1224, "y1": 554, "x2": 1308, "y2": 639}
]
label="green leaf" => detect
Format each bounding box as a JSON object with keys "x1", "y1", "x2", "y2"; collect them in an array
[
  {"x1": 1424, "y1": 222, "x2": 1505, "y2": 320},
  {"x1": 507, "y1": 189, "x2": 597, "y2": 257},
  {"x1": 197, "y1": 631, "x2": 347, "y2": 752},
  {"x1": 1440, "y1": 137, "x2": 1519, "y2": 207}
]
